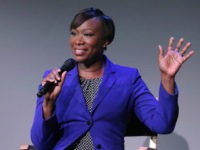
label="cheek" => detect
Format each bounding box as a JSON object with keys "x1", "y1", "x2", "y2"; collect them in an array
[
  {"x1": 87, "y1": 39, "x2": 103, "y2": 49},
  {"x1": 69, "y1": 38, "x2": 73, "y2": 46},
  {"x1": 69, "y1": 38, "x2": 77, "y2": 50}
]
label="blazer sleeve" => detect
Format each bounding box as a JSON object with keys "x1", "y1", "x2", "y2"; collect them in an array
[
  {"x1": 132, "y1": 70, "x2": 179, "y2": 134},
  {"x1": 30, "y1": 70, "x2": 60, "y2": 150}
]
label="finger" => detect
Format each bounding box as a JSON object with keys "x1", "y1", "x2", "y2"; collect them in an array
[
  {"x1": 41, "y1": 74, "x2": 55, "y2": 86},
  {"x1": 175, "y1": 38, "x2": 184, "y2": 51},
  {"x1": 58, "y1": 71, "x2": 67, "y2": 87},
  {"x1": 43, "y1": 69, "x2": 60, "y2": 85},
  {"x1": 138, "y1": 147, "x2": 148, "y2": 150},
  {"x1": 41, "y1": 80, "x2": 46, "y2": 86},
  {"x1": 158, "y1": 45, "x2": 164, "y2": 61},
  {"x1": 168, "y1": 37, "x2": 174, "y2": 51},
  {"x1": 52, "y1": 69, "x2": 61, "y2": 81},
  {"x1": 182, "y1": 50, "x2": 194, "y2": 63},
  {"x1": 180, "y1": 42, "x2": 191, "y2": 56}
]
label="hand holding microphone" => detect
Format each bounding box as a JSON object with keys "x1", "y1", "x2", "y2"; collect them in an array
[{"x1": 37, "y1": 58, "x2": 76, "y2": 98}]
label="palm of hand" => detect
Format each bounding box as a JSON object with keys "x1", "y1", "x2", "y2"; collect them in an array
[
  {"x1": 158, "y1": 37, "x2": 194, "y2": 78},
  {"x1": 159, "y1": 50, "x2": 183, "y2": 77}
]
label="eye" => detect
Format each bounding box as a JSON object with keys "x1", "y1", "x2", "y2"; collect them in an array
[
  {"x1": 84, "y1": 33, "x2": 94, "y2": 37},
  {"x1": 70, "y1": 30, "x2": 77, "y2": 36}
]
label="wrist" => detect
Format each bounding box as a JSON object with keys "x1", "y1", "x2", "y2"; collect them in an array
[
  {"x1": 43, "y1": 99, "x2": 55, "y2": 120},
  {"x1": 161, "y1": 73, "x2": 175, "y2": 94}
]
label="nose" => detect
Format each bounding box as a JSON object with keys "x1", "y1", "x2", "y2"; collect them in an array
[{"x1": 75, "y1": 34, "x2": 84, "y2": 45}]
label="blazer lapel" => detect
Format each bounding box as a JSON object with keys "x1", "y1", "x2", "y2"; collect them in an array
[
  {"x1": 61, "y1": 65, "x2": 88, "y2": 111},
  {"x1": 92, "y1": 57, "x2": 116, "y2": 113},
  {"x1": 61, "y1": 57, "x2": 117, "y2": 115}
]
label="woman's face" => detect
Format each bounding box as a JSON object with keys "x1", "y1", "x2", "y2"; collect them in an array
[{"x1": 70, "y1": 17, "x2": 107, "y2": 63}]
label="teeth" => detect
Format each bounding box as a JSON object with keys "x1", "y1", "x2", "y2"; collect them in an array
[
  {"x1": 76, "y1": 49, "x2": 83, "y2": 52},
  {"x1": 75, "y1": 49, "x2": 85, "y2": 54}
]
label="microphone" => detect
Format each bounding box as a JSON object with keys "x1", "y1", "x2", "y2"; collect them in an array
[{"x1": 37, "y1": 58, "x2": 76, "y2": 97}]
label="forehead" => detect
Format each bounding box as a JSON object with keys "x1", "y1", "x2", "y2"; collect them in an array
[{"x1": 76, "y1": 17, "x2": 103, "y2": 31}]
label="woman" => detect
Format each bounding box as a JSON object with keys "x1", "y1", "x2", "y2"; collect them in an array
[{"x1": 31, "y1": 8, "x2": 194, "y2": 150}]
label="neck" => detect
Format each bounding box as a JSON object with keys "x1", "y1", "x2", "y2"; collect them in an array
[{"x1": 78, "y1": 56, "x2": 105, "y2": 79}]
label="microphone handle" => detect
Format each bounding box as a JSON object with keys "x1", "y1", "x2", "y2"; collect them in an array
[
  {"x1": 36, "y1": 69, "x2": 65, "y2": 97},
  {"x1": 36, "y1": 58, "x2": 76, "y2": 97},
  {"x1": 37, "y1": 81, "x2": 55, "y2": 97}
]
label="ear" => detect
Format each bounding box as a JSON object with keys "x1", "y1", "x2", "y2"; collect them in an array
[{"x1": 103, "y1": 40, "x2": 109, "y2": 49}]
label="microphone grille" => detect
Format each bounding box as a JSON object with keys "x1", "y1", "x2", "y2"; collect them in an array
[{"x1": 61, "y1": 58, "x2": 76, "y2": 71}]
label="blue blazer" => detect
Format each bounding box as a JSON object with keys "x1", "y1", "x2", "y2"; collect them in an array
[{"x1": 31, "y1": 57, "x2": 178, "y2": 150}]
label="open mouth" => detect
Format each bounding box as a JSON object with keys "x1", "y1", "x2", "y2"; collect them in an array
[{"x1": 74, "y1": 49, "x2": 86, "y2": 55}]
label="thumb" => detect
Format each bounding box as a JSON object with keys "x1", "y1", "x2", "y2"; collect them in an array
[{"x1": 59, "y1": 71, "x2": 67, "y2": 87}]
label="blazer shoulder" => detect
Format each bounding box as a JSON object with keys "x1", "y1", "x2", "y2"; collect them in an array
[
  {"x1": 113, "y1": 64, "x2": 140, "y2": 77},
  {"x1": 110, "y1": 63, "x2": 142, "y2": 85}
]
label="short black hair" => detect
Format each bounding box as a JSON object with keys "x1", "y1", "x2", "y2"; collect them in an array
[{"x1": 70, "y1": 7, "x2": 115, "y2": 44}]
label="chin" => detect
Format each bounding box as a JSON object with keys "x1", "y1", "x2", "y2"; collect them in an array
[{"x1": 73, "y1": 56, "x2": 87, "y2": 63}]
